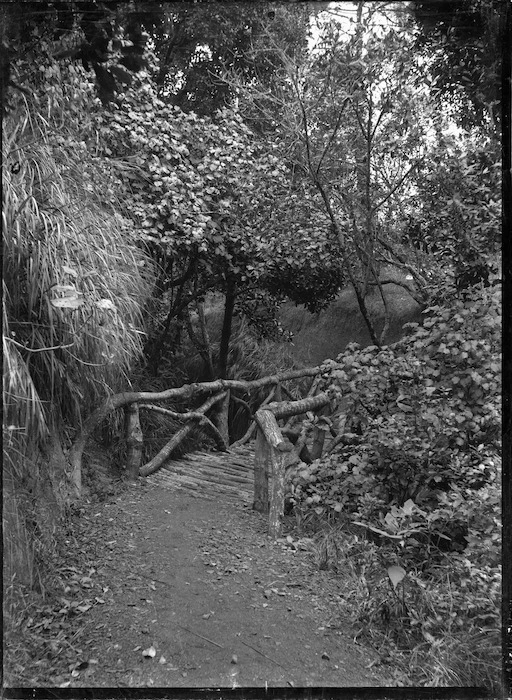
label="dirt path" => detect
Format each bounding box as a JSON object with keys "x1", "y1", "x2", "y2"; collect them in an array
[{"x1": 18, "y1": 479, "x2": 393, "y2": 688}]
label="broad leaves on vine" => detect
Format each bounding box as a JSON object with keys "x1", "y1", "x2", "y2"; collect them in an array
[
  {"x1": 96, "y1": 75, "x2": 343, "y2": 307},
  {"x1": 290, "y1": 281, "x2": 501, "y2": 562}
]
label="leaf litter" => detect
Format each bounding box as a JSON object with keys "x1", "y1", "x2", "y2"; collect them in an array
[{"x1": 5, "y1": 479, "x2": 389, "y2": 687}]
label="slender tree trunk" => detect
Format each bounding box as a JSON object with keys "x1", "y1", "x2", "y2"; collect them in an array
[
  {"x1": 124, "y1": 403, "x2": 143, "y2": 479},
  {"x1": 218, "y1": 278, "x2": 236, "y2": 379},
  {"x1": 314, "y1": 179, "x2": 381, "y2": 346},
  {"x1": 185, "y1": 304, "x2": 215, "y2": 381},
  {"x1": 214, "y1": 390, "x2": 230, "y2": 446},
  {"x1": 197, "y1": 301, "x2": 215, "y2": 380},
  {"x1": 212, "y1": 278, "x2": 236, "y2": 443}
]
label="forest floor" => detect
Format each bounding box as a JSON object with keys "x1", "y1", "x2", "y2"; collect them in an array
[{"x1": 4, "y1": 477, "x2": 396, "y2": 689}]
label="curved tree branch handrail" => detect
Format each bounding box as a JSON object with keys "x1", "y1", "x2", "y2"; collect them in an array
[
  {"x1": 140, "y1": 392, "x2": 228, "y2": 477},
  {"x1": 138, "y1": 402, "x2": 228, "y2": 453},
  {"x1": 67, "y1": 364, "x2": 338, "y2": 496}
]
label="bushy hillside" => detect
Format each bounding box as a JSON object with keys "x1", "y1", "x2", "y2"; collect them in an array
[
  {"x1": 279, "y1": 281, "x2": 423, "y2": 365},
  {"x1": 287, "y1": 280, "x2": 501, "y2": 689}
]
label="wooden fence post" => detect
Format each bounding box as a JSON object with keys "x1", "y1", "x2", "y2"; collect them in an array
[
  {"x1": 254, "y1": 408, "x2": 293, "y2": 539},
  {"x1": 268, "y1": 442, "x2": 287, "y2": 540},
  {"x1": 124, "y1": 402, "x2": 143, "y2": 479},
  {"x1": 253, "y1": 426, "x2": 270, "y2": 513}
]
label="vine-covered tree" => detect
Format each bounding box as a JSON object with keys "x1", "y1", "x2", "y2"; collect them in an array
[{"x1": 96, "y1": 72, "x2": 344, "y2": 377}]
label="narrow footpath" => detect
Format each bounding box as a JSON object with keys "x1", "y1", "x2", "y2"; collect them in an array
[{"x1": 11, "y1": 478, "x2": 394, "y2": 688}]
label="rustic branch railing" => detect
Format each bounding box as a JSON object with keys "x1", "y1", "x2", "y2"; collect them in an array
[
  {"x1": 138, "y1": 392, "x2": 228, "y2": 477},
  {"x1": 253, "y1": 392, "x2": 332, "y2": 539},
  {"x1": 68, "y1": 365, "x2": 334, "y2": 496},
  {"x1": 67, "y1": 363, "x2": 344, "y2": 541}
]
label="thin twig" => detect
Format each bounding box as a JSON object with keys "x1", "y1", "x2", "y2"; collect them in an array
[
  {"x1": 239, "y1": 639, "x2": 287, "y2": 670},
  {"x1": 178, "y1": 625, "x2": 223, "y2": 649},
  {"x1": 103, "y1": 561, "x2": 171, "y2": 588}
]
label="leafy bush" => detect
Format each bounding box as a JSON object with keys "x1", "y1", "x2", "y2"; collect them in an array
[{"x1": 287, "y1": 281, "x2": 501, "y2": 689}]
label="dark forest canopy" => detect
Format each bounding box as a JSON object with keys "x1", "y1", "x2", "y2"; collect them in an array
[{"x1": 1, "y1": 0, "x2": 508, "y2": 123}]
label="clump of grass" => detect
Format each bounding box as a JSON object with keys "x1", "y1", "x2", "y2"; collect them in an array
[
  {"x1": 3, "y1": 58, "x2": 156, "y2": 617},
  {"x1": 3, "y1": 103, "x2": 154, "y2": 428},
  {"x1": 227, "y1": 317, "x2": 304, "y2": 383},
  {"x1": 406, "y1": 630, "x2": 501, "y2": 691}
]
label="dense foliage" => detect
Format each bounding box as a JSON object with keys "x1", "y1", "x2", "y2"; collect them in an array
[
  {"x1": 151, "y1": 2, "x2": 310, "y2": 114},
  {"x1": 94, "y1": 72, "x2": 345, "y2": 373},
  {"x1": 411, "y1": 0, "x2": 504, "y2": 131},
  {"x1": 404, "y1": 130, "x2": 500, "y2": 296},
  {"x1": 287, "y1": 280, "x2": 501, "y2": 686},
  {"x1": 292, "y1": 281, "x2": 500, "y2": 520}
]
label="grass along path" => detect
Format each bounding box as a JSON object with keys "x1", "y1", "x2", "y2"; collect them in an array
[{"x1": 5, "y1": 478, "x2": 395, "y2": 688}]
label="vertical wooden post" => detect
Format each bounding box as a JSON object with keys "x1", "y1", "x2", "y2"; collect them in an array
[
  {"x1": 310, "y1": 426, "x2": 326, "y2": 461},
  {"x1": 268, "y1": 443, "x2": 286, "y2": 540},
  {"x1": 253, "y1": 426, "x2": 270, "y2": 513},
  {"x1": 254, "y1": 408, "x2": 293, "y2": 539},
  {"x1": 125, "y1": 402, "x2": 143, "y2": 479}
]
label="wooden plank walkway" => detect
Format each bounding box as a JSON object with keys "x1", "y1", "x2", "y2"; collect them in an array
[{"x1": 146, "y1": 444, "x2": 254, "y2": 504}]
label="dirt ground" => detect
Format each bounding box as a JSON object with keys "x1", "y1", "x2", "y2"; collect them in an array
[{"x1": 7, "y1": 477, "x2": 397, "y2": 689}]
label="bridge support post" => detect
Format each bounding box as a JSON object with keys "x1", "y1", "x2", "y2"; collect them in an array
[
  {"x1": 254, "y1": 408, "x2": 293, "y2": 539},
  {"x1": 253, "y1": 427, "x2": 270, "y2": 514},
  {"x1": 124, "y1": 402, "x2": 143, "y2": 479}
]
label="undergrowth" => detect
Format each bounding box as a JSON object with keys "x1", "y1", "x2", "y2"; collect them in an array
[
  {"x1": 3, "y1": 46, "x2": 155, "y2": 670},
  {"x1": 286, "y1": 280, "x2": 502, "y2": 692}
]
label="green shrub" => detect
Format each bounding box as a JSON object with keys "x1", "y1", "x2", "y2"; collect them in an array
[{"x1": 288, "y1": 281, "x2": 501, "y2": 689}]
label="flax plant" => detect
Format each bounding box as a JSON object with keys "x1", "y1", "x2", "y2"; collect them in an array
[
  {"x1": 3, "y1": 61, "x2": 156, "y2": 611},
  {"x1": 3, "y1": 91, "x2": 154, "y2": 435}
]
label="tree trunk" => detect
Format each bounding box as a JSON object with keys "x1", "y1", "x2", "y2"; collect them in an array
[
  {"x1": 197, "y1": 300, "x2": 215, "y2": 380},
  {"x1": 213, "y1": 389, "x2": 230, "y2": 446},
  {"x1": 218, "y1": 278, "x2": 236, "y2": 379}
]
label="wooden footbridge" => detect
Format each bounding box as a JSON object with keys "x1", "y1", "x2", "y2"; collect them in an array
[
  {"x1": 69, "y1": 362, "x2": 350, "y2": 537},
  {"x1": 146, "y1": 444, "x2": 255, "y2": 505}
]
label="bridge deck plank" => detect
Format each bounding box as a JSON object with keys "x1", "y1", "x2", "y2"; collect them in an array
[{"x1": 146, "y1": 444, "x2": 255, "y2": 504}]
